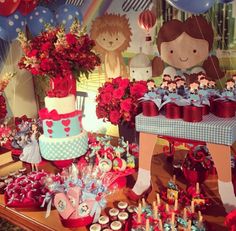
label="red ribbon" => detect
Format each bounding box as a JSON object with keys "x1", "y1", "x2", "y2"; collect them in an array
[
  {"x1": 165, "y1": 103, "x2": 182, "y2": 119},
  {"x1": 39, "y1": 109, "x2": 82, "y2": 120},
  {"x1": 213, "y1": 101, "x2": 235, "y2": 118},
  {"x1": 183, "y1": 106, "x2": 202, "y2": 122},
  {"x1": 142, "y1": 101, "x2": 159, "y2": 117}
]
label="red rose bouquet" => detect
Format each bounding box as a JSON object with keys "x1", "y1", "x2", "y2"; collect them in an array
[
  {"x1": 96, "y1": 77, "x2": 148, "y2": 127},
  {"x1": 18, "y1": 20, "x2": 100, "y2": 96}
]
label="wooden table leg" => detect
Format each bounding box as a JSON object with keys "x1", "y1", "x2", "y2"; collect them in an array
[
  {"x1": 139, "y1": 132, "x2": 157, "y2": 170},
  {"x1": 206, "y1": 143, "x2": 231, "y2": 182},
  {"x1": 206, "y1": 142, "x2": 236, "y2": 212}
]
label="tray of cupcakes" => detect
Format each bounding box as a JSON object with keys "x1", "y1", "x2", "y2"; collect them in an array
[{"x1": 89, "y1": 201, "x2": 136, "y2": 231}]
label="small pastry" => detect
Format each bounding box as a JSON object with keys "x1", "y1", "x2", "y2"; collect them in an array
[
  {"x1": 110, "y1": 221, "x2": 122, "y2": 231},
  {"x1": 109, "y1": 208, "x2": 119, "y2": 221},
  {"x1": 98, "y1": 215, "x2": 109, "y2": 229},
  {"x1": 90, "y1": 223, "x2": 102, "y2": 231},
  {"x1": 118, "y1": 211, "x2": 129, "y2": 225},
  {"x1": 127, "y1": 205, "x2": 136, "y2": 214},
  {"x1": 117, "y1": 201, "x2": 128, "y2": 212}
]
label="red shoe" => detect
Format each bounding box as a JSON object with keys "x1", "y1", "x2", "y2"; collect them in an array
[{"x1": 126, "y1": 185, "x2": 152, "y2": 201}]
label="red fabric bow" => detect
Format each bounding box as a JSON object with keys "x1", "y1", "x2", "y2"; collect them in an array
[{"x1": 39, "y1": 108, "x2": 82, "y2": 120}]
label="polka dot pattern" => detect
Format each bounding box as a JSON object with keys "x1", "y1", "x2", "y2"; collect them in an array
[
  {"x1": 0, "y1": 10, "x2": 24, "y2": 41},
  {"x1": 55, "y1": 4, "x2": 83, "y2": 32},
  {"x1": 26, "y1": 6, "x2": 55, "y2": 36}
]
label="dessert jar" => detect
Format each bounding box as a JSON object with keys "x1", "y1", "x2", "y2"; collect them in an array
[
  {"x1": 98, "y1": 215, "x2": 109, "y2": 229},
  {"x1": 117, "y1": 201, "x2": 128, "y2": 212},
  {"x1": 110, "y1": 221, "x2": 122, "y2": 231},
  {"x1": 109, "y1": 208, "x2": 119, "y2": 221}
]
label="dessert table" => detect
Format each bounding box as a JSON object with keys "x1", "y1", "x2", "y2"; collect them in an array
[{"x1": 136, "y1": 113, "x2": 236, "y2": 205}]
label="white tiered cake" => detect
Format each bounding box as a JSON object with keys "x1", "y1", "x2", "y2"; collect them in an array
[{"x1": 39, "y1": 94, "x2": 88, "y2": 160}]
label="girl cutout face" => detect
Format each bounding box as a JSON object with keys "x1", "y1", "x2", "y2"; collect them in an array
[{"x1": 160, "y1": 32, "x2": 209, "y2": 70}]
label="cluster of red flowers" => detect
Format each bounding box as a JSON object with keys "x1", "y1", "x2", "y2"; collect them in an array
[
  {"x1": 18, "y1": 23, "x2": 100, "y2": 80},
  {"x1": 96, "y1": 77, "x2": 148, "y2": 126},
  {"x1": 0, "y1": 94, "x2": 7, "y2": 120},
  {"x1": 183, "y1": 146, "x2": 213, "y2": 171}
]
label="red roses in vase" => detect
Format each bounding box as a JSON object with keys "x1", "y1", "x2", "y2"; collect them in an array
[{"x1": 96, "y1": 77, "x2": 148, "y2": 127}]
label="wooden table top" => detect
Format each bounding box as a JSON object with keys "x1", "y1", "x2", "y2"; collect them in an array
[{"x1": 0, "y1": 159, "x2": 128, "y2": 231}]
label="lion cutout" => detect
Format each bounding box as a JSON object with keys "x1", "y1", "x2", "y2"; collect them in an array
[{"x1": 90, "y1": 13, "x2": 132, "y2": 80}]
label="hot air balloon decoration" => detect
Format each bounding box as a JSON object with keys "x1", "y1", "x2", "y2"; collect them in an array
[{"x1": 138, "y1": 9, "x2": 156, "y2": 41}]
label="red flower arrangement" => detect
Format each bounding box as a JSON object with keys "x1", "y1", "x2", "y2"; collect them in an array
[
  {"x1": 0, "y1": 95, "x2": 7, "y2": 120},
  {"x1": 183, "y1": 146, "x2": 213, "y2": 171},
  {"x1": 0, "y1": 72, "x2": 15, "y2": 120},
  {"x1": 18, "y1": 20, "x2": 100, "y2": 87},
  {"x1": 96, "y1": 77, "x2": 148, "y2": 126}
]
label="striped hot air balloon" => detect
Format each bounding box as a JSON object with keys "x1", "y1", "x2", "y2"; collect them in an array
[
  {"x1": 138, "y1": 9, "x2": 156, "y2": 32},
  {"x1": 138, "y1": 9, "x2": 156, "y2": 41}
]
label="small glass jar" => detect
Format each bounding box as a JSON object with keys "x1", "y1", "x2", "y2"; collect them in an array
[
  {"x1": 110, "y1": 221, "x2": 122, "y2": 231},
  {"x1": 90, "y1": 223, "x2": 102, "y2": 231},
  {"x1": 109, "y1": 208, "x2": 119, "y2": 221},
  {"x1": 117, "y1": 201, "x2": 128, "y2": 212},
  {"x1": 118, "y1": 212, "x2": 129, "y2": 225},
  {"x1": 98, "y1": 215, "x2": 109, "y2": 229},
  {"x1": 127, "y1": 205, "x2": 136, "y2": 214}
]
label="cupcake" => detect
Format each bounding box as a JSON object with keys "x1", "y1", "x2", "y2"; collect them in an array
[
  {"x1": 110, "y1": 221, "x2": 122, "y2": 231},
  {"x1": 98, "y1": 215, "x2": 109, "y2": 229},
  {"x1": 109, "y1": 208, "x2": 119, "y2": 221},
  {"x1": 117, "y1": 201, "x2": 128, "y2": 212},
  {"x1": 118, "y1": 211, "x2": 129, "y2": 225},
  {"x1": 90, "y1": 223, "x2": 102, "y2": 231},
  {"x1": 127, "y1": 205, "x2": 136, "y2": 214}
]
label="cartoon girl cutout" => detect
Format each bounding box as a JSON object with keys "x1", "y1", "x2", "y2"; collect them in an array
[
  {"x1": 152, "y1": 16, "x2": 224, "y2": 84},
  {"x1": 19, "y1": 122, "x2": 42, "y2": 171}
]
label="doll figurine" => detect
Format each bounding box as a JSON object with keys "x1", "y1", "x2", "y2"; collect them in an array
[{"x1": 19, "y1": 122, "x2": 42, "y2": 171}]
